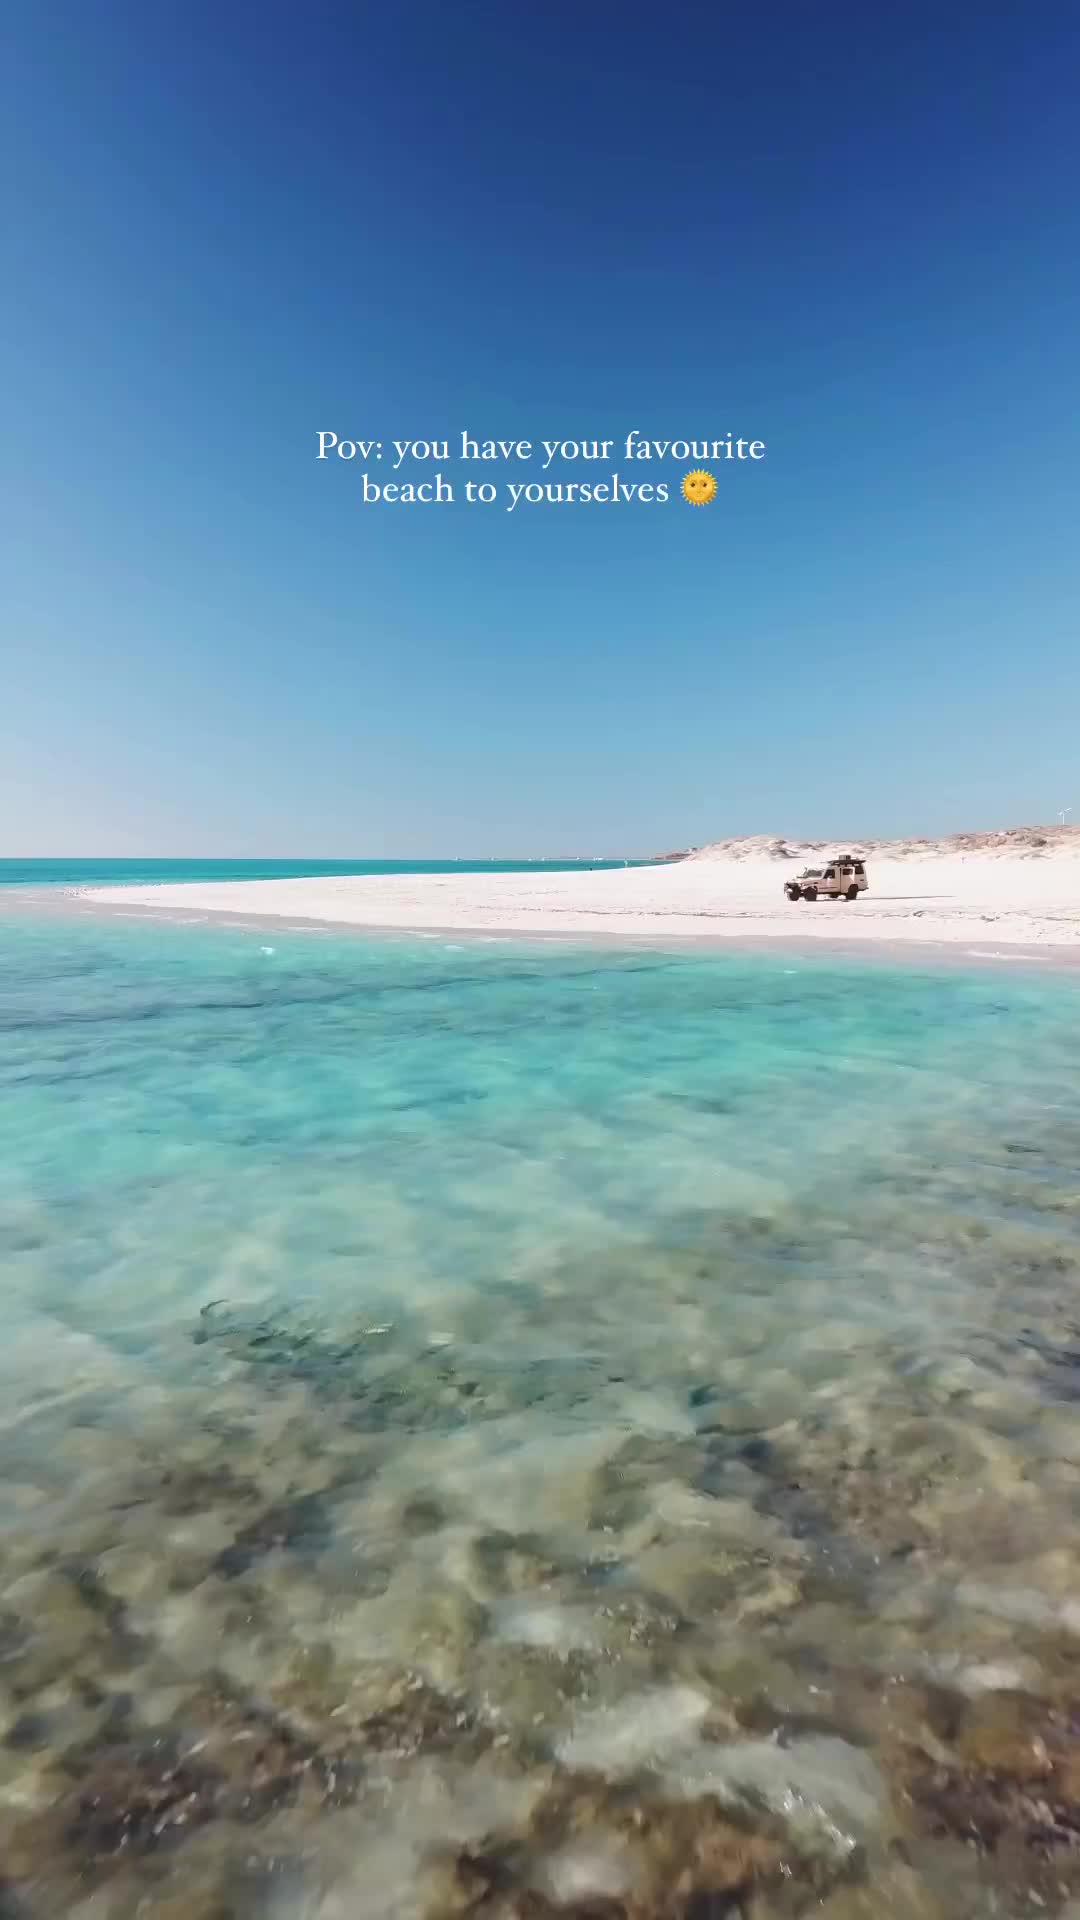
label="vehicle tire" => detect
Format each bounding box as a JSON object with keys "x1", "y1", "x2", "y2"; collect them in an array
[
  {"x1": 803, "y1": 886, "x2": 817, "y2": 902},
  {"x1": 846, "y1": 885, "x2": 858, "y2": 901},
  {"x1": 786, "y1": 887, "x2": 800, "y2": 901}
]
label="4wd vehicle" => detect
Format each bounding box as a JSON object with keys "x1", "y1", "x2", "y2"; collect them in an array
[{"x1": 785, "y1": 855, "x2": 867, "y2": 903}]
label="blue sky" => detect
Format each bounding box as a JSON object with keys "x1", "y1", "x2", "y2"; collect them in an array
[{"x1": 6, "y1": 0, "x2": 1079, "y2": 854}]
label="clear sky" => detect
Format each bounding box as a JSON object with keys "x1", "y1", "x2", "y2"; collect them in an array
[{"x1": 6, "y1": 0, "x2": 1079, "y2": 855}]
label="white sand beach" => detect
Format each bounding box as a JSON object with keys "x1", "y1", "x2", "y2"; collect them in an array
[{"x1": 80, "y1": 827, "x2": 1080, "y2": 949}]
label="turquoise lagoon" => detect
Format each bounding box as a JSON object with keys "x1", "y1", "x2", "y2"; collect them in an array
[{"x1": 2, "y1": 907, "x2": 1080, "y2": 1916}]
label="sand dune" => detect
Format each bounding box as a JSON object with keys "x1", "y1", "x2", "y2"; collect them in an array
[
  {"x1": 79, "y1": 828, "x2": 1080, "y2": 950},
  {"x1": 686, "y1": 824, "x2": 1080, "y2": 863}
]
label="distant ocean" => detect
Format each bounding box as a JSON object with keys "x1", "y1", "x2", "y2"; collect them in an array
[{"x1": 0, "y1": 855, "x2": 646, "y2": 888}]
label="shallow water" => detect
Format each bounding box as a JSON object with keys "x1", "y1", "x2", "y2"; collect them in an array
[{"x1": 3, "y1": 914, "x2": 1080, "y2": 1917}]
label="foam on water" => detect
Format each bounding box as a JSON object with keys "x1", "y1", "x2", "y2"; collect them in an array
[{"x1": 3, "y1": 910, "x2": 1080, "y2": 1915}]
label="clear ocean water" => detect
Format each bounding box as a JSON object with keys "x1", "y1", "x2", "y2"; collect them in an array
[
  {"x1": 3, "y1": 906, "x2": 1080, "y2": 1917},
  {"x1": 0, "y1": 856, "x2": 646, "y2": 889}
]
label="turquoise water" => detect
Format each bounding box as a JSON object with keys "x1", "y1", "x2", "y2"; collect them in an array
[
  {"x1": 0, "y1": 856, "x2": 646, "y2": 889},
  {"x1": 3, "y1": 911, "x2": 1080, "y2": 1916}
]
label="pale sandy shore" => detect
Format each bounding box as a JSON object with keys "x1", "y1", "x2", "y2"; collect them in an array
[{"x1": 78, "y1": 834, "x2": 1080, "y2": 949}]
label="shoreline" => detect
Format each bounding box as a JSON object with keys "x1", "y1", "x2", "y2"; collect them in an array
[
  {"x1": 36, "y1": 844, "x2": 1080, "y2": 956},
  {"x1": 4, "y1": 882, "x2": 1080, "y2": 976}
]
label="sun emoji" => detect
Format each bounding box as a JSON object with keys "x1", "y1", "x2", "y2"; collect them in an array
[{"x1": 681, "y1": 468, "x2": 717, "y2": 506}]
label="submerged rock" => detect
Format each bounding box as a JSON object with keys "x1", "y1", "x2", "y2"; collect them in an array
[
  {"x1": 437, "y1": 1795, "x2": 780, "y2": 1918},
  {"x1": 555, "y1": 1688, "x2": 711, "y2": 1774},
  {"x1": 893, "y1": 1686, "x2": 1080, "y2": 1906},
  {"x1": 662, "y1": 1733, "x2": 887, "y2": 1865},
  {"x1": 808, "y1": 1862, "x2": 948, "y2": 1919},
  {"x1": 533, "y1": 1833, "x2": 634, "y2": 1904}
]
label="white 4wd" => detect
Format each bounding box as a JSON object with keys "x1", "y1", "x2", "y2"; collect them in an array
[{"x1": 785, "y1": 856, "x2": 868, "y2": 903}]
